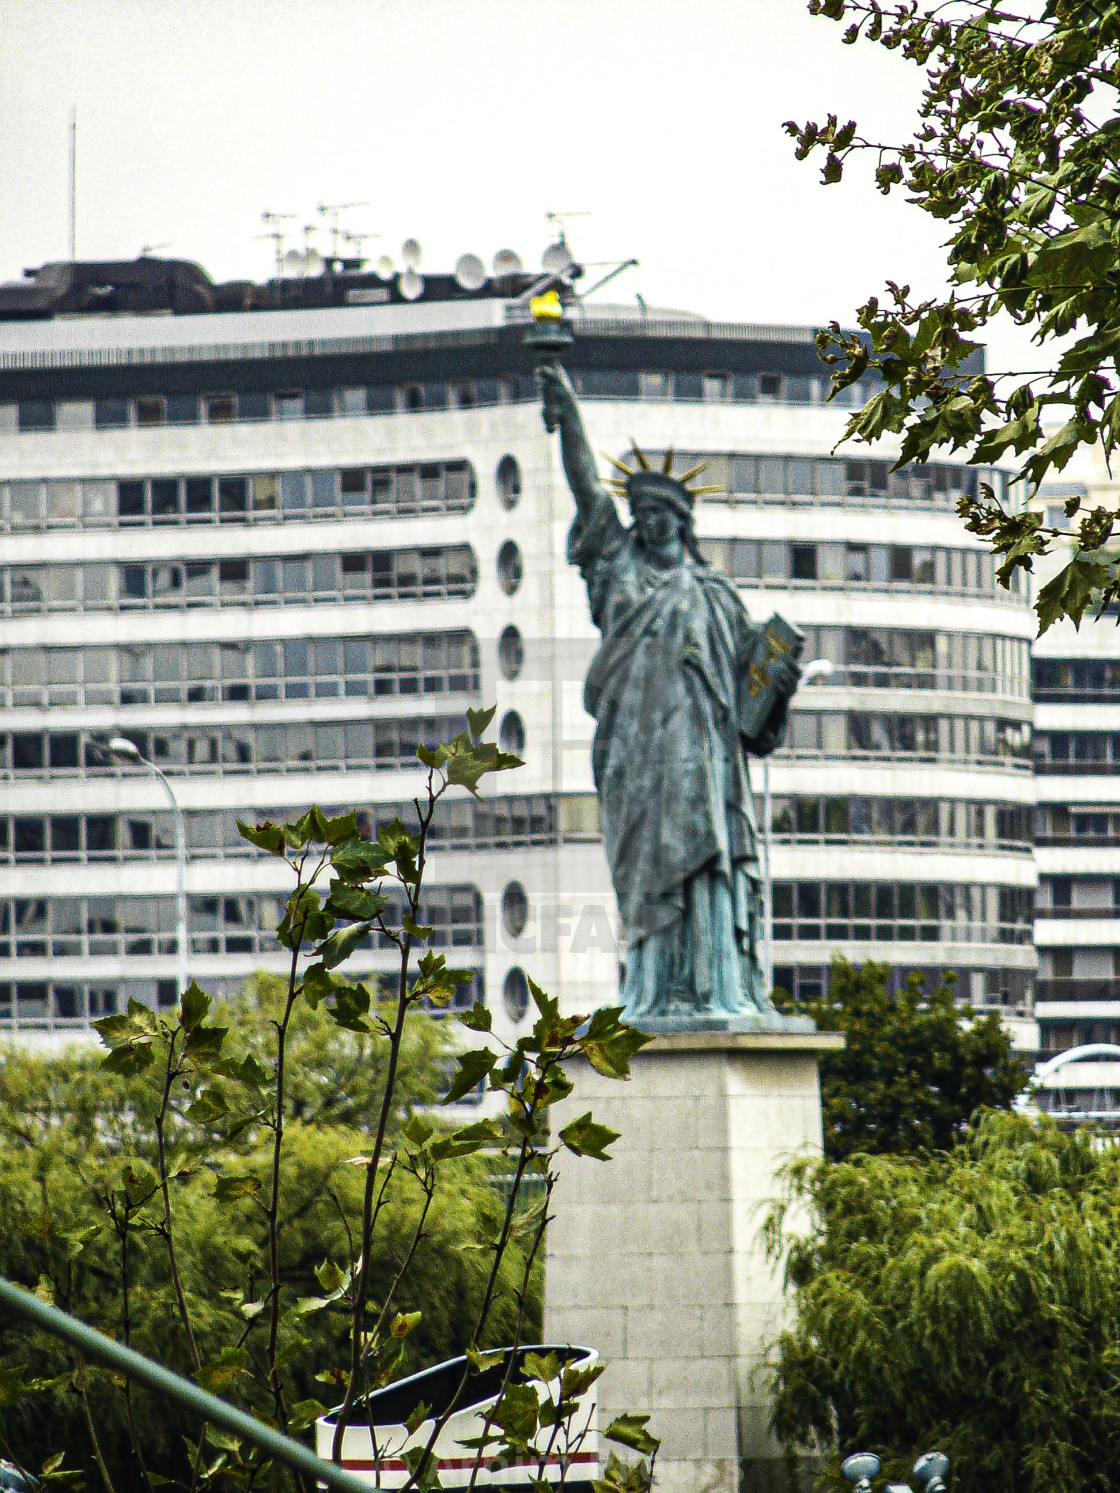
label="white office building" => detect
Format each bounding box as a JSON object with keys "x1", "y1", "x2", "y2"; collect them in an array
[{"x1": 0, "y1": 254, "x2": 1037, "y2": 1052}]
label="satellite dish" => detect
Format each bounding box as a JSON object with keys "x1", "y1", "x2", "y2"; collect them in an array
[
  {"x1": 401, "y1": 238, "x2": 423, "y2": 269},
  {"x1": 303, "y1": 248, "x2": 324, "y2": 277},
  {"x1": 399, "y1": 269, "x2": 424, "y2": 301},
  {"x1": 281, "y1": 248, "x2": 304, "y2": 278},
  {"x1": 493, "y1": 249, "x2": 523, "y2": 277},
  {"x1": 375, "y1": 254, "x2": 395, "y2": 279},
  {"x1": 454, "y1": 252, "x2": 487, "y2": 291},
  {"x1": 542, "y1": 240, "x2": 573, "y2": 275}
]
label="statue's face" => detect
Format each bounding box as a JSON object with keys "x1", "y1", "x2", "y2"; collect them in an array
[{"x1": 632, "y1": 498, "x2": 683, "y2": 550}]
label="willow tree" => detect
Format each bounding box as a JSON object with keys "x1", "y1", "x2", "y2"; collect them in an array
[{"x1": 767, "y1": 1112, "x2": 1120, "y2": 1493}]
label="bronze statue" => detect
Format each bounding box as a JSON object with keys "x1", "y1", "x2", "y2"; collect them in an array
[{"x1": 539, "y1": 364, "x2": 801, "y2": 1021}]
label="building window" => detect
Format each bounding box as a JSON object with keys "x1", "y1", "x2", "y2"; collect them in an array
[
  {"x1": 135, "y1": 396, "x2": 166, "y2": 427},
  {"x1": 496, "y1": 455, "x2": 522, "y2": 510},
  {"x1": 17, "y1": 401, "x2": 56, "y2": 432},
  {"x1": 94, "y1": 399, "x2": 130, "y2": 429},
  {"x1": 639, "y1": 371, "x2": 671, "y2": 400},
  {"x1": 497, "y1": 541, "x2": 523, "y2": 596},
  {"x1": 502, "y1": 882, "x2": 529, "y2": 939},
  {"x1": 165, "y1": 394, "x2": 199, "y2": 425},
  {"x1": 503, "y1": 967, "x2": 530, "y2": 1023},
  {"x1": 498, "y1": 625, "x2": 524, "y2": 681},
  {"x1": 499, "y1": 711, "x2": 526, "y2": 755},
  {"x1": 205, "y1": 394, "x2": 236, "y2": 423}
]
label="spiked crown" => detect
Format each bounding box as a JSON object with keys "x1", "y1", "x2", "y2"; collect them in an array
[{"x1": 603, "y1": 442, "x2": 725, "y2": 513}]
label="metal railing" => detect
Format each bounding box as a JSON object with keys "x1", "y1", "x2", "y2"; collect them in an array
[{"x1": 0, "y1": 1274, "x2": 370, "y2": 1493}]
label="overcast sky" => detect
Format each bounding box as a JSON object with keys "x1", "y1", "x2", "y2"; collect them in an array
[{"x1": 1, "y1": 0, "x2": 1032, "y2": 373}]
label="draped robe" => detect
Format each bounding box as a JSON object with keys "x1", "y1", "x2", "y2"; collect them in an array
[{"x1": 568, "y1": 493, "x2": 790, "y2": 1018}]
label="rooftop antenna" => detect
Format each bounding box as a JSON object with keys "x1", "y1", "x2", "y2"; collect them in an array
[
  {"x1": 545, "y1": 209, "x2": 590, "y2": 243},
  {"x1": 341, "y1": 229, "x2": 378, "y2": 263},
  {"x1": 260, "y1": 212, "x2": 297, "y2": 273},
  {"x1": 579, "y1": 257, "x2": 639, "y2": 299},
  {"x1": 317, "y1": 201, "x2": 371, "y2": 260},
  {"x1": 299, "y1": 223, "x2": 325, "y2": 275},
  {"x1": 68, "y1": 108, "x2": 76, "y2": 260}
]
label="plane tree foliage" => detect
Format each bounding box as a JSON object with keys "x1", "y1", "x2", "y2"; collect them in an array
[
  {"x1": 0, "y1": 711, "x2": 659, "y2": 1493},
  {"x1": 789, "y1": 0, "x2": 1120, "y2": 630},
  {"x1": 783, "y1": 958, "x2": 1028, "y2": 1160},
  {"x1": 766, "y1": 1112, "x2": 1120, "y2": 1493}
]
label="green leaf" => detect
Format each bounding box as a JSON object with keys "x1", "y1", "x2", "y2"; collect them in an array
[
  {"x1": 184, "y1": 1022, "x2": 228, "y2": 1063},
  {"x1": 301, "y1": 961, "x2": 337, "y2": 1010},
  {"x1": 445, "y1": 740, "x2": 523, "y2": 798},
  {"x1": 316, "y1": 921, "x2": 373, "y2": 970},
  {"x1": 200, "y1": 1423, "x2": 243, "y2": 1453},
  {"x1": 559, "y1": 1111, "x2": 620, "y2": 1162},
  {"x1": 101, "y1": 1039, "x2": 154, "y2": 1076},
  {"x1": 277, "y1": 886, "x2": 334, "y2": 950},
  {"x1": 330, "y1": 836, "x2": 394, "y2": 883},
  {"x1": 194, "y1": 1346, "x2": 251, "y2": 1393},
  {"x1": 405, "y1": 1399, "x2": 432, "y2": 1435},
  {"x1": 403, "y1": 1115, "x2": 435, "y2": 1146},
  {"x1": 322, "y1": 810, "x2": 360, "y2": 845},
  {"x1": 1035, "y1": 557, "x2": 1112, "y2": 634},
  {"x1": 390, "y1": 1310, "x2": 422, "y2": 1339},
  {"x1": 213, "y1": 1174, "x2": 262, "y2": 1202},
  {"x1": 466, "y1": 704, "x2": 498, "y2": 739},
  {"x1": 441, "y1": 1047, "x2": 497, "y2": 1105},
  {"x1": 522, "y1": 1350, "x2": 562, "y2": 1384},
  {"x1": 402, "y1": 914, "x2": 435, "y2": 941},
  {"x1": 459, "y1": 1001, "x2": 492, "y2": 1032},
  {"x1": 291, "y1": 806, "x2": 332, "y2": 846},
  {"x1": 401, "y1": 1446, "x2": 440, "y2": 1490},
  {"x1": 416, "y1": 742, "x2": 452, "y2": 769},
  {"x1": 288, "y1": 1398, "x2": 327, "y2": 1433},
  {"x1": 315, "y1": 1258, "x2": 348, "y2": 1294},
  {"x1": 490, "y1": 1381, "x2": 539, "y2": 1446},
  {"x1": 603, "y1": 1413, "x2": 661, "y2": 1457},
  {"x1": 465, "y1": 1345, "x2": 504, "y2": 1373},
  {"x1": 325, "y1": 883, "x2": 388, "y2": 922},
  {"x1": 528, "y1": 975, "x2": 559, "y2": 1023},
  {"x1": 236, "y1": 819, "x2": 287, "y2": 856},
  {"x1": 428, "y1": 1118, "x2": 503, "y2": 1160},
  {"x1": 179, "y1": 981, "x2": 211, "y2": 1030},
  {"x1": 327, "y1": 981, "x2": 372, "y2": 1034},
  {"x1": 186, "y1": 1085, "x2": 229, "y2": 1124},
  {"x1": 581, "y1": 1008, "x2": 654, "y2": 1079}
]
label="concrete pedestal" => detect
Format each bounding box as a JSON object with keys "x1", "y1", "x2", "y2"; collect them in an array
[{"x1": 545, "y1": 1029, "x2": 841, "y2": 1493}]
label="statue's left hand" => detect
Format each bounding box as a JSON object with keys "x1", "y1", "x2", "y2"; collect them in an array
[
  {"x1": 537, "y1": 363, "x2": 578, "y2": 434},
  {"x1": 772, "y1": 656, "x2": 802, "y2": 695}
]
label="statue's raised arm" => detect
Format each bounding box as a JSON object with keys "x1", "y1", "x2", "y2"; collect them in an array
[{"x1": 537, "y1": 364, "x2": 605, "y2": 525}]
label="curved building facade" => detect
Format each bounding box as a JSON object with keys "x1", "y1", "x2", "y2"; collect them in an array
[{"x1": 0, "y1": 259, "x2": 1036, "y2": 1050}]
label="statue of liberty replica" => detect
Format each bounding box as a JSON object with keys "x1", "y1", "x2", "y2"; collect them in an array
[{"x1": 538, "y1": 363, "x2": 802, "y2": 1023}]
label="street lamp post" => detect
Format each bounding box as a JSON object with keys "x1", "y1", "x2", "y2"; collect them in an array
[
  {"x1": 108, "y1": 737, "x2": 188, "y2": 998},
  {"x1": 761, "y1": 657, "x2": 835, "y2": 999}
]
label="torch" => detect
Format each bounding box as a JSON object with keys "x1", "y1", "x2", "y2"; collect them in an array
[{"x1": 525, "y1": 288, "x2": 573, "y2": 432}]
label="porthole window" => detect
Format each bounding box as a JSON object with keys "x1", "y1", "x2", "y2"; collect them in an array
[
  {"x1": 496, "y1": 455, "x2": 522, "y2": 510},
  {"x1": 497, "y1": 541, "x2": 523, "y2": 596},
  {"x1": 502, "y1": 881, "x2": 529, "y2": 938},
  {"x1": 503, "y1": 967, "x2": 530, "y2": 1023},
  {"x1": 498, "y1": 625, "x2": 524, "y2": 681},
  {"x1": 499, "y1": 711, "x2": 525, "y2": 756}
]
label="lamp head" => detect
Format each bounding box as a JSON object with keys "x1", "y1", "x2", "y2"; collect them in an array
[
  {"x1": 107, "y1": 736, "x2": 141, "y2": 764},
  {"x1": 801, "y1": 658, "x2": 835, "y2": 685}
]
